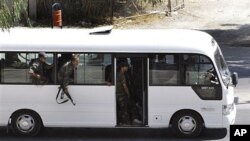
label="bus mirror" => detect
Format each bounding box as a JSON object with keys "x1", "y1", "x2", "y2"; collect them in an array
[{"x1": 231, "y1": 72, "x2": 238, "y2": 86}]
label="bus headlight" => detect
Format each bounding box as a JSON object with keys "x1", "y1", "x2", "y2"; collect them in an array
[{"x1": 223, "y1": 104, "x2": 234, "y2": 115}]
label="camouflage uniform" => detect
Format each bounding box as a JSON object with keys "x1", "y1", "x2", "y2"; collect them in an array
[
  {"x1": 57, "y1": 61, "x2": 75, "y2": 88},
  {"x1": 29, "y1": 59, "x2": 48, "y2": 84},
  {"x1": 116, "y1": 71, "x2": 130, "y2": 125},
  {"x1": 56, "y1": 61, "x2": 77, "y2": 105}
]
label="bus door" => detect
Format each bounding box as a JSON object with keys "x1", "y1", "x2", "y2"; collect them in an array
[{"x1": 115, "y1": 55, "x2": 148, "y2": 127}]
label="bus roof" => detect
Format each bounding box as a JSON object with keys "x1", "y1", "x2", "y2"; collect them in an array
[{"x1": 0, "y1": 28, "x2": 217, "y2": 55}]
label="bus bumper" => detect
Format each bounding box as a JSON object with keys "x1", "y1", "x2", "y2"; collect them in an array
[{"x1": 222, "y1": 103, "x2": 236, "y2": 128}]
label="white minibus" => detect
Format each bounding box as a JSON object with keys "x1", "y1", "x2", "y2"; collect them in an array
[{"x1": 0, "y1": 28, "x2": 238, "y2": 137}]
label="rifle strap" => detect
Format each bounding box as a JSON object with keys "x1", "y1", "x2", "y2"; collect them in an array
[{"x1": 56, "y1": 86, "x2": 69, "y2": 104}]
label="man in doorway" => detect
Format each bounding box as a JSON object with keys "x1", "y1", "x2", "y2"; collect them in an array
[{"x1": 116, "y1": 62, "x2": 142, "y2": 126}]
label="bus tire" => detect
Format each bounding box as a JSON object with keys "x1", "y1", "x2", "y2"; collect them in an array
[
  {"x1": 172, "y1": 111, "x2": 203, "y2": 137},
  {"x1": 11, "y1": 110, "x2": 42, "y2": 136}
]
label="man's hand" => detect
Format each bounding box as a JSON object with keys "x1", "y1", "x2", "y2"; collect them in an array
[{"x1": 36, "y1": 74, "x2": 41, "y2": 79}]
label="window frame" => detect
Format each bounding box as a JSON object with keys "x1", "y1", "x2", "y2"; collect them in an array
[
  {"x1": 0, "y1": 51, "x2": 53, "y2": 85},
  {"x1": 181, "y1": 53, "x2": 220, "y2": 86},
  {"x1": 149, "y1": 53, "x2": 221, "y2": 87},
  {"x1": 149, "y1": 53, "x2": 181, "y2": 86},
  {"x1": 70, "y1": 53, "x2": 114, "y2": 85},
  {"x1": 0, "y1": 51, "x2": 114, "y2": 86}
]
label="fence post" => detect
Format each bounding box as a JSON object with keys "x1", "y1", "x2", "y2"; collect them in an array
[
  {"x1": 167, "y1": 0, "x2": 184, "y2": 16},
  {"x1": 167, "y1": 0, "x2": 172, "y2": 16},
  {"x1": 28, "y1": 0, "x2": 37, "y2": 19}
]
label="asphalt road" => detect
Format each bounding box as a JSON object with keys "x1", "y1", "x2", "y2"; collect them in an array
[
  {"x1": 221, "y1": 47, "x2": 250, "y2": 79},
  {"x1": 0, "y1": 128, "x2": 227, "y2": 141},
  {"x1": 221, "y1": 46, "x2": 250, "y2": 103}
]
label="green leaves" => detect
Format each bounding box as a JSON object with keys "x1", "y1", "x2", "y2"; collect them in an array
[
  {"x1": 0, "y1": 0, "x2": 29, "y2": 31},
  {"x1": 0, "y1": 0, "x2": 12, "y2": 31}
]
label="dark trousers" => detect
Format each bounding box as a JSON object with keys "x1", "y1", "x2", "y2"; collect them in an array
[{"x1": 117, "y1": 94, "x2": 130, "y2": 124}]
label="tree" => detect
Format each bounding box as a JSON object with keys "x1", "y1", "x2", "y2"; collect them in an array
[{"x1": 0, "y1": 0, "x2": 30, "y2": 31}]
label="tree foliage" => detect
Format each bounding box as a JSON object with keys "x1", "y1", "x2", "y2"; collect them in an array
[
  {"x1": 0, "y1": 0, "x2": 29, "y2": 31},
  {"x1": 0, "y1": 0, "x2": 11, "y2": 30}
]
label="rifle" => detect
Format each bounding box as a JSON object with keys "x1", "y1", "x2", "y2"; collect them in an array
[{"x1": 56, "y1": 85, "x2": 76, "y2": 106}]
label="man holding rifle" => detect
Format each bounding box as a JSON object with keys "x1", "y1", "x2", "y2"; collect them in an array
[
  {"x1": 57, "y1": 54, "x2": 79, "y2": 106},
  {"x1": 29, "y1": 52, "x2": 52, "y2": 84}
]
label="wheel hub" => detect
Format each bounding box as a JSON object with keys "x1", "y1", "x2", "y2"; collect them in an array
[
  {"x1": 178, "y1": 116, "x2": 196, "y2": 134},
  {"x1": 16, "y1": 115, "x2": 35, "y2": 133}
]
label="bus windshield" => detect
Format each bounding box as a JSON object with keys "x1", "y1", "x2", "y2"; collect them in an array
[{"x1": 215, "y1": 47, "x2": 231, "y2": 86}]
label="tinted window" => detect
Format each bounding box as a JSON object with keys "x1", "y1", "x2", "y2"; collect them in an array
[
  {"x1": 0, "y1": 53, "x2": 29, "y2": 83},
  {"x1": 75, "y1": 54, "x2": 113, "y2": 84},
  {"x1": 150, "y1": 54, "x2": 180, "y2": 85},
  {"x1": 183, "y1": 54, "x2": 218, "y2": 85},
  {"x1": 0, "y1": 52, "x2": 54, "y2": 84}
]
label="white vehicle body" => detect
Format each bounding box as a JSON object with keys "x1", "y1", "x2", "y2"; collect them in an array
[{"x1": 0, "y1": 28, "x2": 236, "y2": 137}]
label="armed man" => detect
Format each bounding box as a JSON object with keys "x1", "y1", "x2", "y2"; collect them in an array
[
  {"x1": 57, "y1": 54, "x2": 79, "y2": 105},
  {"x1": 29, "y1": 52, "x2": 52, "y2": 84}
]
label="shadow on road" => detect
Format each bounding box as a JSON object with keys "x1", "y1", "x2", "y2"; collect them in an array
[
  {"x1": 202, "y1": 24, "x2": 250, "y2": 47},
  {"x1": 200, "y1": 24, "x2": 250, "y2": 79},
  {"x1": 0, "y1": 128, "x2": 227, "y2": 141},
  {"x1": 221, "y1": 46, "x2": 250, "y2": 79}
]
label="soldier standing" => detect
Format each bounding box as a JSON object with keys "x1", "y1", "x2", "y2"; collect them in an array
[
  {"x1": 116, "y1": 62, "x2": 130, "y2": 125},
  {"x1": 116, "y1": 62, "x2": 142, "y2": 126}
]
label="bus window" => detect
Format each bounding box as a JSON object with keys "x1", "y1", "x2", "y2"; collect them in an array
[
  {"x1": 0, "y1": 52, "x2": 54, "y2": 84},
  {"x1": 214, "y1": 48, "x2": 231, "y2": 86},
  {"x1": 29, "y1": 53, "x2": 54, "y2": 84},
  {"x1": 150, "y1": 54, "x2": 180, "y2": 85},
  {"x1": 57, "y1": 53, "x2": 72, "y2": 71},
  {"x1": 183, "y1": 54, "x2": 218, "y2": 85},
  {"x1": 75, "y1": 53, "x2": 113, "y2": 84},
  {"x1": 183, "y1": 54, "x2": 221, "y2": 100},
  {"x1": 0, "y1": 53, "x2": 30, "y2": 83}
]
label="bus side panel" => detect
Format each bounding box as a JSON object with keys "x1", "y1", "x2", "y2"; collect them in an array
[
  {"x1": 148, "y1": 86, "x2": 223, "y2": 128},
  {"x1": 0, "y1": 85, "x2": 116, "y2": 127}
]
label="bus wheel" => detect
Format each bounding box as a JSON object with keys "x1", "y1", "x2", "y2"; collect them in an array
[
  {"x1": 11, "y1": 111, "x2": 42, "y2": 136},
  {"x1": 172, "y1": 111, "x2": 203, "y2": 137}
]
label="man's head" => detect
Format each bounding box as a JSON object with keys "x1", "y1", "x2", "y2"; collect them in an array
[
  {"x1": 71, "y1": 55, "x2": 79, "y2": 68},
  {"x1": 38, "y1": 52, "x2": 46, "y2": 63},
  {"x1": 119, "y1": 62, "x2": 128, "y2": 72}
]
